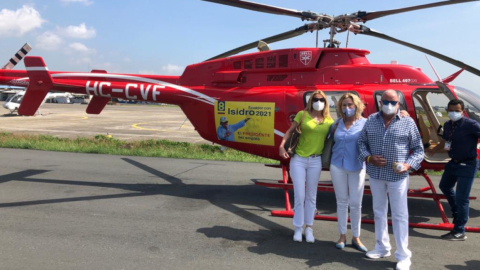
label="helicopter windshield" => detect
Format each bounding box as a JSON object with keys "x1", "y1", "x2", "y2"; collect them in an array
[
  {"x1": 10, "y1": 95, "x2": 23, "y2": 103},
  {"x1": 5, "y1": 95, "x2": 15, "y2": 102},
  {"x1": 454, "y1": 86, "x2": 480, "y2": 124}
]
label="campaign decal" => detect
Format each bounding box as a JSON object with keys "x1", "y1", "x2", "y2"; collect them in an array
[{"x1": 215, "y1": 101, "x2": 275, "y2": 146}]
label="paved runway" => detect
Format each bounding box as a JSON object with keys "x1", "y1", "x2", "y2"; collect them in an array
[
  {"x1": 0, "y1": 104, "x2": 209, "y2": 143},
  {"x1": 0, "y1": 149, "x2": 479, "y2": 270}
]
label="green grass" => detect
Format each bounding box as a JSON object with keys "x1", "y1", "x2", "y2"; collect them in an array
[
  {"x1": 0, "y1": 132, "x2": 278, "y2": 164},
  {"x1": 1, "y1": 132, "x2": 478, "y2": 177}
]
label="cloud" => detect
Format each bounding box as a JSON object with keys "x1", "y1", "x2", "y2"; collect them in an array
[
  {"x1": 60, "y1": 0, "x2": 93, "y2": 6},
  {"x1": 138, "y1": 70, "x2": 158, "y2": 75},
  {"x1": 0, "y1": 5, "x2": 45, "y2": 37},
  {"x1": 58, "y1": 23, "x2": 96, "y2": 39},
  {"x1": 36, "y1": 31, "x2": 64, "y2": 51},
  {"x1": 67, "y1": 42, "x2": 97, "y2": 55},
  {"x1": 69, "y1": 42, "x2": 88, "y2": 52},
  {"x1": 161, "y1": 64, "x2": 184, "y2": 75}
]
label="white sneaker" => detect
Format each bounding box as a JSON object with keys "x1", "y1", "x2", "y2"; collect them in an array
[
  {"x1": 293, "y1": 227, "x2": 303, "y2": 242},
  {"x1": 365, "y1": 249, "x2": 391, "y2": 259},
  {"x1": 305, "y1": 227, "x2": 314, "y2": 243},
  {"x1": 396, "y1": 259, "x2": 411, "y2": 270}
]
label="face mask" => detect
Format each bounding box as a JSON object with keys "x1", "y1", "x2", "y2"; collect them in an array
[
  {"x1": 448, "y1": 111, "x2": 462, "y2": 122},
  {"x1": 312, "y1": 101, "x2": 325, "y2": 111},
  {"x1": 343, "y1": 107, "x2": 356, "y2": 117},
  {"x1": 382, "y1": 103, "x2": 396, "y2": 115}
]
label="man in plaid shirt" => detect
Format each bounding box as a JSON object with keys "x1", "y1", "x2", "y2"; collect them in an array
[{"x1": 358, "y1": 90, "x2": 424, "y2": 270}]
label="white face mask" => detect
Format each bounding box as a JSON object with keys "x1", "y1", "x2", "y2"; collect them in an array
[
  {"x1": 448, "y1": 111, "x2": 462, "y2": 122},
  {"x1": 343, "y1": 107, "x2": 356, "y2": 117},
  {"x1": 382, "y1": 103, "x2": 396, "y2": 115},
  {"x1": 312, "y1": 101, "x2": 325, "y2": 111}
]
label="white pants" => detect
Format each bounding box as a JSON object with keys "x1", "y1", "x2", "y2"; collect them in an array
[
  {"x1": 370, "y1": 177, "x2": 412, "y2": 261},
  {"x1": 290, "y1": 155, "x2": 322, "y2": 228},
  {"x1": 330, "y1": 164, "x2": 366, "y2": 237}
]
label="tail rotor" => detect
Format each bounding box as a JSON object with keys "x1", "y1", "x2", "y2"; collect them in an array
[{"x1": 2, "y1": 43, "x2": 32, "y2": 70}]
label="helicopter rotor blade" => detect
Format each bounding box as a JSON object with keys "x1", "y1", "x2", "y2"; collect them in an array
[
  {"x1": 355, "y1": 25, "x2": 480, "y2": 78},
  {"x1": 354, "y1": 0, "x2": 479, "y2": 22},
  {"x1": 205, "y1": 24, "x2": 316, "y2": 61},
  {"x1": 200, "y1": 0, "x2": 320, "y2": 20}
]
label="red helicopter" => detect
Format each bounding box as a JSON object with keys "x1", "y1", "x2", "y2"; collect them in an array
[{"x1": 1, "y1": 0, "x2": 480, "y2": 232}]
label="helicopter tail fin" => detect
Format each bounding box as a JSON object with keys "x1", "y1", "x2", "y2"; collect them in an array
[
  {"x1": 85, "y1": 69, "x2": 110, "y2": 114},
  {"x1": 18, "y1": 56, "x2": 53, "y2": 116}
]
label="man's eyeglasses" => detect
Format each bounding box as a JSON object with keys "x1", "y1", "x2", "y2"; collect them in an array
[
  {"x1": 312, "y1": 97, "x2": 325, "y2": 102},
  {"x1": 382, "y1": 100, "x2": 398, "y2": 106}
]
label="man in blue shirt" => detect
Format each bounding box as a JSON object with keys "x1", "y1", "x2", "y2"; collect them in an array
[
  {"x1": 358, "y1": 90, "x2": 424, "y2": 270},
  {"x1": 427, "y1": 99, "x2": 480, "y2": 241},
  {"x1": 217, "y1": 116, "x2": 250, "y2": 141}
]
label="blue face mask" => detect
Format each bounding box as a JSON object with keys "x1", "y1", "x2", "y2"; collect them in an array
[{"x1": 343, "y1": 107, "x2": 356, "y2": 117}]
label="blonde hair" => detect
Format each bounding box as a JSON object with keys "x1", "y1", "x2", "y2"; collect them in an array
[
  {"x1": 305, "y1": 90, "x2": 331, "y2": 119},
  {"x1": 336, "y1": 93, "x2": 364, "y2": 119}
]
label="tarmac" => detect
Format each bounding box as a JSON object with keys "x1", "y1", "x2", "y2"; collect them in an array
[
  {"x1": 0, "y1": 104, "x2": 479, "y2": 269},
  {"x1": 0, "y1": 104, "x2": 209, "y2": 143}
]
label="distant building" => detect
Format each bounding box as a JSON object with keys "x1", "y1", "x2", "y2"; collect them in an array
[{"x1": 0, "y1": 87, "x2": 24, "y2": 101}]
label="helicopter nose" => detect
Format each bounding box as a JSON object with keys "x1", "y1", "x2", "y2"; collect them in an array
[{"x1": 3, "y1": 103, "x2": 14, "y2": 110}]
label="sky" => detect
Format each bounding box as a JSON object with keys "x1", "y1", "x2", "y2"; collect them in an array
[{"x1": 1, "y1": 0, "x2": 480, "y2": 91}]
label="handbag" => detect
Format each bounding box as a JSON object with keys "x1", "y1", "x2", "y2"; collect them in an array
[
  {"x1": 321, "y1": 119, "x2": 340, "y2": 169},
  {"x1": 284, "y1": 111, "x2": 307, "y2": 155}
]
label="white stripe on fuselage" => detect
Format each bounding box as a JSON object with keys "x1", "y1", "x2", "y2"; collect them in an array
[
  {"x1": 51, "y1": 73, "x2": 216, "y2": 104},
  {"x1": 26, "y1": 67, "x2": 49, "y2": 71}
]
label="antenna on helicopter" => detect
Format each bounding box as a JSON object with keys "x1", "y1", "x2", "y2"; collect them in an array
[{"x1": 425, "y1": 55, "x2": 443, "y2": 82}]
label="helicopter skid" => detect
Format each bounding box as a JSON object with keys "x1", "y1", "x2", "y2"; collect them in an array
[
  {"x1": 269, "y1": 210, "x2": 480, "y2": 232},
  {"x1": 255, "y1": 168, "x2": 480, "y2": 233}
]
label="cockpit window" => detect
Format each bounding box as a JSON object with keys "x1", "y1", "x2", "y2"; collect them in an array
[
  {"x1": 454, "y1": 86, "x2": 480, "y2": 124},
  {"x1": 10, "y1": 95, "x2": 23, "y2": 103}
]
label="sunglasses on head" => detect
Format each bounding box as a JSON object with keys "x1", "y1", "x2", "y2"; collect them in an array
[
  {"x1": 312, "y1": 97, "x2": 325, "y2": 102},
  {"x1": 382, "y1": 100, "x2": 398, "y2": 106}
]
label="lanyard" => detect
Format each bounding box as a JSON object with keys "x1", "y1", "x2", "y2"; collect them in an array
[{"x1": 448, "y1": 121, "x2": 459, "y2": 141}]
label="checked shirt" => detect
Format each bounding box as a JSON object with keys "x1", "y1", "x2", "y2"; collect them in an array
[{"x1": 358, "y1": 111, "x2": 424, "y2": 182}]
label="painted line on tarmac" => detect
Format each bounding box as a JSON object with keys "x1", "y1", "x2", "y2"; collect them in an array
[
  {"x1": 132, "y1": 122, "x2": 193, "y2": 132},
  {"x1": 55, "y1": 114, "x2": 89, "y2": 120}
]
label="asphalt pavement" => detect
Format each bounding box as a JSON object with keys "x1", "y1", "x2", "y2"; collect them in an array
[{"x1": 0, "y1": 149, "x2": 479, "y2": 270}]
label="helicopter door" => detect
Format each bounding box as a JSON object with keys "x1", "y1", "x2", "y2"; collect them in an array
[{"x1": 412, "y1": 89, "x2": 451, "y2": 164}]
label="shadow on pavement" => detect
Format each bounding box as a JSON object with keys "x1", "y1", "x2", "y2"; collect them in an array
[{"x1": 0, "y1": 158, "x2": 478, "y2": 269}]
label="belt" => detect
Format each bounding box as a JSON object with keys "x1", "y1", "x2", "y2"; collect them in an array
[
  {"x1": 310, "y1": 154, "x2": 321, "y2": 158},
  {"x1": 452, "y1": 157, "x2": 477, "y2": 164}
]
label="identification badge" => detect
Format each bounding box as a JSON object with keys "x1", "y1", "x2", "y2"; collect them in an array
[{"x1": 444, "y1": 141, "x2": 451, "y2": 151}]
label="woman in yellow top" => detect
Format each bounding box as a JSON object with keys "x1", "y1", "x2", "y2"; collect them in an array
[{"x1": 279, "y1": 90, "x2": 334, "y2": 243}]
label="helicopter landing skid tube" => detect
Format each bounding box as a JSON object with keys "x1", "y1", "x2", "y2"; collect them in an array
[{"x1": 256, "y1": 165, "x2": 480, "y2": 233}]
